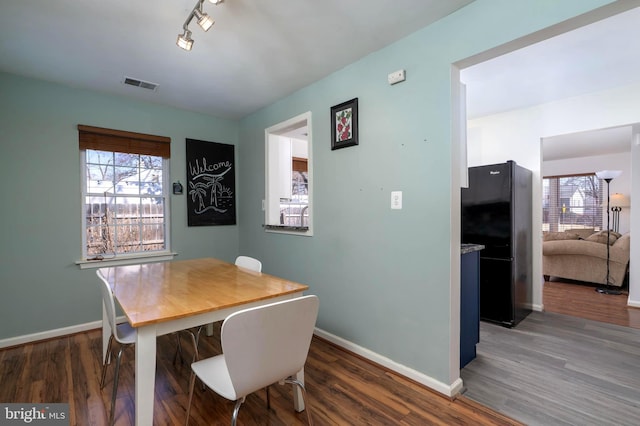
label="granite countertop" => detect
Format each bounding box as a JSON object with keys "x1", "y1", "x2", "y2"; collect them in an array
[{"x1": 461, "y1": 243, "x2": 485, "y2": 254}]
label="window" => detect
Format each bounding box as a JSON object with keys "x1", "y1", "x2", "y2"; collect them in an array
[
  {"x1": 543, "y1": 173, "x2": 603, "y2": 232},
  {"x1": 79, "y1": 125, "x2": 171, "y2": 262},
  {"x1": 264, "y1": 112, "x2": 312, "y2": 235}
]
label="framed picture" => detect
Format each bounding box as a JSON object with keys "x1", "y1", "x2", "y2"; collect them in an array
[{"x1": 330, "y1": 97, "x2": 358, "y2": 150}]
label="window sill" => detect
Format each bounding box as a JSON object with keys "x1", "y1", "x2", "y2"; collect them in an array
[
  {"x1": 264, "y1": 224, "x2": 312, "y2": 236},
  {"x1": 75, "y1": 251, "x2": 178, "y2": 269}
]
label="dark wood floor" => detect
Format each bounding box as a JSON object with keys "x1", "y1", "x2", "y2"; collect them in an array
[
  {"x1": 543, "y1": 277, "x2": 640, "y2": 329},
  {"x1": 0, "y1": 322, "x2": 522, "y2": 426}
]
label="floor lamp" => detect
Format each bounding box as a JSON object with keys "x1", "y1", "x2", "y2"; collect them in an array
[
  {"x1": 595, "y1": 170, "x2": 622, "y2": 295},
  {"x1": 610, "y1": 193, "x2": 629, "y2": 233}
]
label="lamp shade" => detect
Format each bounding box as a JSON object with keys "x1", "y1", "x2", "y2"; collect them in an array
[
  {"x1": 610, "y1": 193, "x2": 630, "y2": 207},
  {"x1": 595, "y1": 170, "x2": 622, "y2": 180}
]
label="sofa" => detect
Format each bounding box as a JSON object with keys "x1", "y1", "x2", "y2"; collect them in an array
[{"x1": 542, "y1": 229, "x2": 630, "y2": 287}]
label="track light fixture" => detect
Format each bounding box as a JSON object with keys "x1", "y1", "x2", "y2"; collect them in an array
[
  {"x1": 194, "y1": 8, "x2": 214, "y2": 32},
  {"x1": 177, "y1": 29, "x2": 194, "y2": 51},
  {"x1": 176, "y1": 0, "x2": 224, "y2": 51}
]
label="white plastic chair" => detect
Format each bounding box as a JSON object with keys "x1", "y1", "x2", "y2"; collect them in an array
[
  {"x1": 185, "y1": 295, "x2": 319, "y2": 426},
  {"x1": 97, "y1": 270, "x2": 136, "y2": 426},
  {"x1": 234, "y1": 255, "x2": 262, "y2": 272},
  {"x1": 175, "y1": 256, "x2": 263, "y2": 364}
]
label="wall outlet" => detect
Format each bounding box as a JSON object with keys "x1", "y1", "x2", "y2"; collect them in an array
[
  {"x1": 388, "y1": 69, "x2": 406, "y2": 85},
  {"x1": 391, "y1": 191, "x2": 402, "y2": 209}
]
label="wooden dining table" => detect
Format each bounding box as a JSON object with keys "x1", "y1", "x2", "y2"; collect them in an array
[{"x1": 98, "y1": 257, "x2": 309, "y2": 426}]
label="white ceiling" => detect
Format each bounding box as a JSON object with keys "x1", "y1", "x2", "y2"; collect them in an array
[
  {"x1": 0, "y1": 0, "x2": 472, "y2": 120},
  {"x1": 461, "y1": 6, "x2": 640, "y2": 161},
  {"x1": 2, "y1": 2, "x2": 637, "y2": 160}
]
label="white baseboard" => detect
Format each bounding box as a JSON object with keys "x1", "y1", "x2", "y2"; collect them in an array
[
  {"x1": 314, "y1": 327, "x2": 463, "y2": 398},
  {"x1": 0, "y1": 316, "x2": 127, "y2": 349},
  {"x1": 0, "y1": 321, "x2": 101, "y2": 349},
  {"x1": 627, "y1": 298, "x2": 640, "y2": 308}
]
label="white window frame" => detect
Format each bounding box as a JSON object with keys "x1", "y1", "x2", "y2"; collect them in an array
[
  {"x1": 264, "y1": 111, "x2": 313, "y2": 236},
  {"x1": 77, "y1": 150, "x2": 175, "y2": 269}
]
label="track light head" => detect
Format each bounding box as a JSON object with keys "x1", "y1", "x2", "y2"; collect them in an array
[
  {"x1": 177, "y1": 0, "x2": 223, "y2": 51},
  {"x1": 194, "y1": 8, "x2": 215, "y2": 32},
  {"x1": 176, "y1": 30, "x2": 194, "y2": 51}
]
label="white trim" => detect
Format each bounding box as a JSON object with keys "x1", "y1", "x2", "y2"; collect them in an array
[
  {"x1": 76, "y1": 251, "x2": 178, "y2": 269},
  {"x1": 264, "y1": 111, "x2": 313, "y2": 236},
  {"x1": 314, "y1": 327, "x2": 463, "y2": 398},
  {"x1": 0, "y1": 316, "x2": 126, "y2": 349},
  {"x1": 627, "y1": 298, "x2": 640, "y2": 308}
]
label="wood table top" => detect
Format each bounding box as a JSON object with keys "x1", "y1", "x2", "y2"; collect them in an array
[{"x1": 98, "y1": 257, "x2": 308, "y2": 327}]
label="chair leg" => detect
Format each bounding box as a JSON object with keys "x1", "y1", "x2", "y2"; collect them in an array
[
  {"x1": 266, "y1": 386, "x2": 270, "y2": 409},
  {"x1": 187, "y1": 328, "x2": 200, "y2": 362},
  {"x1": 100, "y1": 335, "x2": 114, "y2": 389},
  {"x1": 185, "y1": 372, "x2": 197, "y2": 426},
  {"x1": 284, "y1": 377, "x2": 313, "y2": 426},
  {"x1": 231, "y1": 398, "x2": 244, "y2": 426},
  {"x1": 108, "y1": 345, "x2": 125, "y2": 426},
  {"x1": 174, "y1": 333, "x2": 184, "y2": 365},
  {"x1": 175, "y1": 326, "x2": 203, "y2": 366}
]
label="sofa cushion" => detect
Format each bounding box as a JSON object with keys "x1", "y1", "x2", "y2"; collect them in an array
[
  {"x1": 543, "y1": 232, "x2": 581, "y2": 242},
  {"x1": 566, "y1": 228, "x2": 595, "y2": 239},
  {"x1": 585, "y1": 230, "x2": 619, "y2": 245}
]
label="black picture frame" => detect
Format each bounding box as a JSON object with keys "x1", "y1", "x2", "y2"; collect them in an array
[{"x1": 330, "y1": 97, "x2": 358, "y2": 150}]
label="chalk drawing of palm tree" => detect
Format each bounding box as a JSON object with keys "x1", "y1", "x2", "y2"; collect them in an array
[
  {"x1": 202, "y1": 168, "x2": 231, "y2": 207},
  {"x1": 189, "y1": 181, "x2": 207, "y2": 210}
]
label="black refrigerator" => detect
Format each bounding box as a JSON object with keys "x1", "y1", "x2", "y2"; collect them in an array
[{"x1": 461, "y1": 160, "x2": 532, "y2": 328}]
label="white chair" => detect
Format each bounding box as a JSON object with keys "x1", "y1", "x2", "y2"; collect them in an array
[
  {"x1": 185, "y1": 295, "x2": 319, "y2": 426},
  {"x1": 175, "y1": 256, "x2": 263, "y2": 364},
  {"x1": 234, "y1": 255, "x2": 262, "y2": 272},
  {"x1": 97, "y1": 270, "x2": 136, "y2": 426}
]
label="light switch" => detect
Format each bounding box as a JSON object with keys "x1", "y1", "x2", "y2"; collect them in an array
[{"x1": 391, "y1": 191, "x2": 402, "y2": 209}]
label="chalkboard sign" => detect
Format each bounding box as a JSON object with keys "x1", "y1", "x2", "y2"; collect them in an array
[{"x1": 186, "y1": 138, "x2": 236, "y2": 226}]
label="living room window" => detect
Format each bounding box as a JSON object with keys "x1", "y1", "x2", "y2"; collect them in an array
[
  {"x1": 78, "y1": 125, "x2": 172, "y2": 262},
  {"x1": 543, "y1": 173, "x2": 603, "y2": 232}
]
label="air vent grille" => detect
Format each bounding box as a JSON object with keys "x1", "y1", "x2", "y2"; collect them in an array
[{"x1": 123, "y1": 76, "x2": 159, "y2": 91}]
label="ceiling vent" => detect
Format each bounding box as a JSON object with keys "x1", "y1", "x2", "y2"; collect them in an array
[{"x1": 123, "y1": 76, "x2": 159, "y2": 92}]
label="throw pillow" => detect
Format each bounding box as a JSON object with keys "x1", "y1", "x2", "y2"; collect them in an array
[
  {"x1": 543, "y1": 232, "x2": 581, "y2": 241},
  {"x1": 585, "y1": 230, "x2": 618, "y2": 245}
]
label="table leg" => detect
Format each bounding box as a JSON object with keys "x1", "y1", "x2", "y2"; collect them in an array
[
  {"x1": 292, "y1": 367, "x2": 305, "y2": 412},
  {"x1": 135, "y1": 325, "x2": 157, "y2": 426}
]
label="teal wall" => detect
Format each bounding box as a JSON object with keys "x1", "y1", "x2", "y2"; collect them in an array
[
  {"x1": 0, "y1": 0, "x2": 615, "y2": 389},
  {"x1": 237, "y1": 0, "x2": 614, "y2": 384},
  {"x1": 0, "y1": 72, "x2": 240, "y2": 339}
]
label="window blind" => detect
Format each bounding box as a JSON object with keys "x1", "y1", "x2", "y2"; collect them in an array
[
  {"x1": 78, "y1": 125, "x2": 171, "y2": 158},
  {"x1": 543, "y1": 173, "x2": 603, "y2": 232}
]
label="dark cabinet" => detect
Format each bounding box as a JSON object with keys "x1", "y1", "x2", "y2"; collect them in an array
[{"x1": 461, "y1": 245, "x2": 482, "y2": 368}]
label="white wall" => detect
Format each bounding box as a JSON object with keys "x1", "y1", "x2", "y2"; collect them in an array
[
  {"x1": 543, "y1": 152, "x2": 631, "y2": 234},
  {"x1": 467, "y1": 81, "x2": 640, "y2": 310}
]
